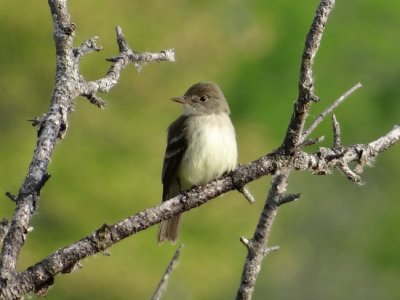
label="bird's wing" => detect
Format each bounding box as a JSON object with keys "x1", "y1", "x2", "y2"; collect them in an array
[{"x1": 162, "y1": 115, "x2": 188, "y2": 202}]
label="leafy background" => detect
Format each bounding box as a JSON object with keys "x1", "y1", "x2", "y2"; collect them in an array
[{"x1": 1, "y1": 0, "x2": 399, "y2": 299}]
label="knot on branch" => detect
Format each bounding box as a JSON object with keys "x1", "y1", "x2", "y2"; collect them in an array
[
  {"x1": 231, "y1": 168, "x2": 255, "y2": 204},
  {"x1": 73, "y1": 36, "x2": 103, "y2": 61},
  {"x1": 34, "y1": 276, "x2": 54, "y2": 297},
  {"x1": 178, "y1": 191, "x2": 191, "y2": 210},
  {"x1": 240, "y1": 237, "x2": 280, "y2": 257},
  {"x1": 92, "y1": 224, "x2": 112, "y2": 252},
  {"x1": 62, "y1": 22, "x2": 76, "y2": 36}
]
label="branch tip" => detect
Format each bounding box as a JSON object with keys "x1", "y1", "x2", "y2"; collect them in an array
[
  {"x1": 240, "y1": 237, "x2": 251, "y2": 250},
  {"x1": 115, "y1": 25, "x2": 128, "y2": 53},
  {"x1": 238, "y1": 186, "x2": 256, "y2": 204},
  {"x1": 5, "y1": 191, "x2": 17, "y2": 202},
  {"x1": 303, "y1": 82, "x2": 362, "y2": 141},
  {"x1": 338, "y1": 163, "x2": 362, "y2": 184},
  {"x1": 162, "y1": 48, "x2": 176, "y2": 62},
  {"x1": 332, "y1": 114, "x2": 341, "y2": 148},
  {"x1": 278, "y1": 193, "x2": 301, "y2": 206},
  {"x1": 264, "y1": 245, "x2": 280, "y2": 256},
  {"x1": 82, "y1": 93, "x2": 106, "y2": 109},
  {"x1": 74, "y1": 36, "x2": 103, "y2": 60},
  {"x1": 151, "y1": 244, "x2": 184, "y2": 300}
]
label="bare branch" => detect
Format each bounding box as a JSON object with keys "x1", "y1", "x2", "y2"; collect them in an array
[
  {"x1": 282, "y1": 0, "x2": 335, "y2": 152},
  {"x1": 5, "y1": 193, "x2": 17, "y2": 203},
  {"x1": 0, "y1": 121, "x2": 398, "y2": 298},
  {"x1": 278, "y1": 192, "x2": 301, "y2": 206},
  {"x1": 238, "y1": 186, "x2": 256, "y2": 204},
  {"x1": 81, "y1": 93, "x2": 106, "y2": 109},
  {"x1": 0, "y1": 0, "x2": 174, "y2": 294},
  {"x1": 369, "y1": 125, "x2": 400, "y2": 153},
  {"x1": 236, "y1": 173, "x2": 289, "y2": 300},
  {"x1": 151, "y1": 245, "x2": 184, "y2": 300},
  {"x1": 80, "y1": 26, "x2": 175, "y2": 105},
  {"x1": 302, "y1": 82, "x2": 362, "y2": 140},
  {"x1": 73, "y1": 36, "x2": 103, "y2": 61},
  {"x1": 0, "y1": 0, "x2": 76, "y2": 278},
  {"x1": 332, "y1": 114, "x2": 341, "y2": 148},
  {"x1": 299, "y1": 135, "x2": 325, "y2": 148},
  {"x1": 1, "y1": 0, "x2": 399, "y2": 299}
]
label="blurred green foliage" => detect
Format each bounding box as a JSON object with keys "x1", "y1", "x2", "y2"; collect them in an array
[{"x1": 1, "y1": 0, "x2": 399, "y2": 299}]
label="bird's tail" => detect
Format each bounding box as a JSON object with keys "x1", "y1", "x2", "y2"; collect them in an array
[{"x1": 157, "y1": 215, "x2": 181, "y2": 244}]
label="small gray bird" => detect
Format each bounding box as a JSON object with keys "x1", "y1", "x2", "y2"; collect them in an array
[{"x1": 157, "y1": 82, "x2": 237, "y2": 244}]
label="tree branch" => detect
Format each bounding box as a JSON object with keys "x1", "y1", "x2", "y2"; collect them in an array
[
  {"x1": 236, "y1": 173, "x2": 290, "y2": 300},
  {"x1": 81, "y1": 26, "x2": 175, "y2": 104},
  {"x1": 0, "y1": 0, "x2": 174, "y2": 297},
  {"x1": 302, "y1": 82, "x2": 362, "y2": 141},
  {"x1": 282, "y1": 0, "x2": 335, "y2": 152},
  {"x1": 0, "y1": 124, "x2": 398, "y2": 298},
  {"x1": 151, "y1": 245, "x2": 184, "y2": 300},
  {"x1": 1, "y1": 0, "x2": 399, "y2": 299}
]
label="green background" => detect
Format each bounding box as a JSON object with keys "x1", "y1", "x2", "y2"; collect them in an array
[{"x1": 1, "y1": 0, "x2": 399, "y2": 299}]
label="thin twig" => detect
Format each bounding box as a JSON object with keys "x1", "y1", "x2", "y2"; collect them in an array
[
  {"x1": 73, "y1": 36, "x2": 103, "y2": 61},
  {"x1": 238, "y1": 186, "x2": 256, "y2": 204},
  {"x1": 81, "y1": 26, "x2": 175, "y2": 104},
  {"x1": 299, "y1": 135, "x2": 325, "y2": 148},
  {"x1": 338, "y1": 162, "x2": 362, "y2": 184},
  {"x1": 302, "y1": 82, "x2": 362, "y2": 141},
  {"x1": 151, "y1": 245, "x2": 184, "y2": 300},
  {"x1": 332, "y1": 114, "x2": 341, "y2": 148},
  {"x1": 278, "y1": 193, "x2": 301, "y2": 206}
]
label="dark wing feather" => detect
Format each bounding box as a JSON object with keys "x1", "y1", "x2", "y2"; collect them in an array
[{"x1": 162, "y1": 115, "x2": 188, "y2": 202}]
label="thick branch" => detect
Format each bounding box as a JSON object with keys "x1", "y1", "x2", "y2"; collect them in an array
[
  {"x1": 0, "y1": 0, "x2": 76, "y2": 281},
  {"x1": 0, "y1": 0, "x2": 174, "y2": 297},
  {"x1": 1, "y1": 125, "x2": 398, "y2": 298}
]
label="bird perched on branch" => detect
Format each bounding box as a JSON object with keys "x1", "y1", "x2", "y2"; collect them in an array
[{"x1": 157, "y1": 82, "x2": 238, "y2": 244}]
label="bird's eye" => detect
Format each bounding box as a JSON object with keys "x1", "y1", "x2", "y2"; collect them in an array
[{"x1": 199, "y1": 95, "x2": 208, "y2": 102}]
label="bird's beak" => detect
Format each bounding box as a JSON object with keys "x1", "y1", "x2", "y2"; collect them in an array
[{"x1": 171, "y1": 96, "x2": 187, "y2": 104}]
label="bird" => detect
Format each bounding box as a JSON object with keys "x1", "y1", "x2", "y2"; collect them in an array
[{"x1": 157, "y1": 82, "x2": 238, "y2": 244}]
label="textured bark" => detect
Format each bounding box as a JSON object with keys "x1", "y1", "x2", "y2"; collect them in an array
[
  {"x1": 282, "y1": 0, "x2": 335, "y2": 152},
  {"x1": 1, "y1": 126, "x2": 399, "y2": 298},
  {"x1": 0, "y1": 0, "x2": 399, "y2": 299},
  {"x1": 0, "y1": 0, "x2": 175, "y2": 299}
]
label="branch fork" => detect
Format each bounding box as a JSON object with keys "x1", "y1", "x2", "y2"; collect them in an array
[{"x1": 1, "y1": 0, "x2": 399, "y2": 299}]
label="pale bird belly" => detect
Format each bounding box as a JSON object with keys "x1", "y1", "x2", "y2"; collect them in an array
[{"x1": 178, "y1": 115, "x2": 237, "y2": 188}]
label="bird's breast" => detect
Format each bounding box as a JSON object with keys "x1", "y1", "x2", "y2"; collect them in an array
[{"x1": 178, "y1": 114, "x2": 237, "y2": 188}]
